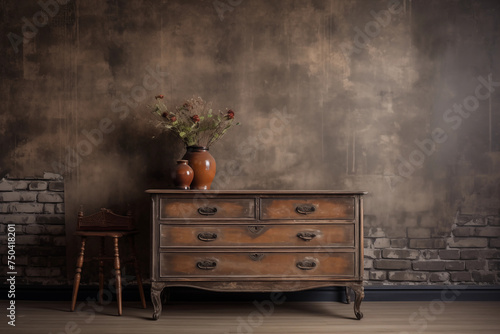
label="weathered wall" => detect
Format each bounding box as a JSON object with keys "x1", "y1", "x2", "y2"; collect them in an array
[{"x1": 0, "y1": 0, "x2": 499, "y2": 285}]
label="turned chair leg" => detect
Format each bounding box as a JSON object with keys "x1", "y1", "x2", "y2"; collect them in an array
[
  {"x1": 113, "y1": 237, "x2": 123, "y2": 316},
  {"x1": 71, "y1": 237, "x2": 87, "y2": 311},
  {"x1": 129, "y1": 236, "x2": 147, "y2": 308},
  {"x1": 98, "y1": 237, "x2": 105, "y2": 305}
]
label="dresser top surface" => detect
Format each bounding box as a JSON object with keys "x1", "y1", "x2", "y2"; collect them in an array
[{"x1": 146, "y1": 189, "x2": 367, "y2": 195}]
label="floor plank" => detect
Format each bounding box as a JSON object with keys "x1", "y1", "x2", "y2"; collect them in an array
[{"x1": 2, "y1": 300, "x2": 500, "y2": 334}]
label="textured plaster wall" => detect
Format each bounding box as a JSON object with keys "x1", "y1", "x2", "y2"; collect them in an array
[{"x1": 0, "y1": 0, "x2": 499, "y2": 284}]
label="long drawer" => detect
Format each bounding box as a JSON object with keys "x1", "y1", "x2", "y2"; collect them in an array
[
  {"x1": 159, "y1": 252, "x2": 355, "y2": 278},
  {"x1": 159, "y1": 198, "x2": 256, "y2": 220},
  {"x1": 260, "y1": 197, "x2": 355, "y2": 220},
  {"x1": 160, "y1": 224, "x2": 355, "y2": 248}
]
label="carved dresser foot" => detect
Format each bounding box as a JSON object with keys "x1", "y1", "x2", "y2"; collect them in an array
[
  {"x1": 151, "y1": 282, "x2": 164, "y2": 320},
  {"x1": 351, "y1": 284, "x2": 364, "y2": 320}
]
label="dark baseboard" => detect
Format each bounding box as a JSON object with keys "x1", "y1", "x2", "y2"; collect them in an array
[{"x1": 1, "y1": 284, "x2": 499, "y2": 302}]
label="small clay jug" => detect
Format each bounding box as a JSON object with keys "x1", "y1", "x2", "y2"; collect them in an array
[{"x1": 174, "y1": 160, "x2": 194, "y2": 189}]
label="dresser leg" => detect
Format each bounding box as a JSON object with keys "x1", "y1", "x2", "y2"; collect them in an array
[
  {"x1": 351, "y1": 284, "x2": 364, "y2": 320},
  {"x1": 345, "y1": 286, "x2": 352, "y2": 304},
  {"x1": 151, "y1": 282, "x2": 164, "y2": 320}
]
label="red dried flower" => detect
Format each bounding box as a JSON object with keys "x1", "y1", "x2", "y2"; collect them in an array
[
  {"x1": 227, "y1": 109, "x2": 235, "y2": 119},
  {"x1": 161, "y1": 112, "x2": 168, "y2": 118},
  {"x1": 169, "y1": 115, "x2": 177, "y2": 122},
  {"x1": 191, "y1": 115, "x2": 200, "y2": 123},
  {"x1": 155, "y1": 94, "x2": 164, "y2": 99}
]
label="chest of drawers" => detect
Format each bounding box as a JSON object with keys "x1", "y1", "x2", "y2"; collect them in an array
[{"x1": 147, "y1": 190, "x2": 366, "y2": 320}]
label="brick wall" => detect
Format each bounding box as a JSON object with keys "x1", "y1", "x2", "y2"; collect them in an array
[
  {"x1": 0, "y1": 174, "x2": 66, "y2": 285},
  {"x1": 364, "y1": 214, "x2": 500, "y2": 285}
]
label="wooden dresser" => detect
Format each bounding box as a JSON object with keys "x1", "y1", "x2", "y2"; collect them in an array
[{"x1": 146, "y1": 190, "x2": 366, "y2": 320}]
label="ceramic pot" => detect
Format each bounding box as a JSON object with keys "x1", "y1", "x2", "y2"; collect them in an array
[
  {"x1": 183, "y1": 146, "x2": 216, "y2": 190},
  {"x1": 174, "y1": 160, "x2": 194, "y2": 190}
]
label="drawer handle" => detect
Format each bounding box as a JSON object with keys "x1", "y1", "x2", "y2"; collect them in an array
[
  {"x1": 297, "y1": 232, "x2": 317, "y2": 241},
  {"x1": 296, "y1": 259, "x2": 317, "y2": 270},
  {"x1": 197, "y1": 232, "x2": 218, "y2": 242},
  {"x1": 196, "y1": 260, "x2": 217, "y2": 270},
  {"x1": 198, "y1": 207, "x2": 218, "y2": 216},
  {"x1": 296, "y1": 204, "x2": 316, "y2": 215}
]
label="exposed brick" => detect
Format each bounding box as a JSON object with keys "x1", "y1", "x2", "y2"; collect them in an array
[
  {"x1": 386, "y1": 227, "x2": 407, "y2": 238},
  {"x1": 475, "y1": 227, "x2": 500, "y2": 237},
  {"x1": 24, "y1": 224, "x2": 45, "y2": 234},
  {"x1": 413, "y1": 261, "x2": 445, "y2": 271},
  {"x1": 37, "y1": 193, "x2": 63, "y2": 203},
  {"x1": 472, "y1": 271, "x2": 495, "y2": 283},
  {"x1": 0, "y1": 215, "x2": 36, "y2": 224},
  {"x1": 20, "y1": 192, "x2": 37, "y2": 202},
  {"x1": 364, "y1": 249, "x2": 381, "y2": 259},
  {"x1": 364, "y1": 258, "x2": 373, "y2": 269},
  {"x1": 382, "y1": 249, "x2": 419, "y2": 259},
  {"x1": 369, "y1": 270, "x2": 387, "y2": 281},
  {"x1": 45, "y1": 225, "x2": 65, "y2": 235},
  {"x1": 457, "y1": 215, "x2": 486, "y2": 226},
  {"x1": 488, "y1": 261, "x2": 500, "y2": 271},
  {"x1": 450, "y1": 272, "x2": 472, "y2": 282},
  {"x1": 409, "y1": 238, "x2": 446, "y2": 249},
  {"x1": 0, "y1": 179, "x2": 13, "y2": 191},
  {"x1": 374, "y1": 259, "x2": 411, "y2": 270},
  {"x1": 487, "y1": 216, "x2": 500, "y2": 226},
  {"x1": 461, "y1": 249, "x2": 500, "y2": 259},
  {"x1": 43, "y1": 172, "x2": 63, "y2": 180},
  {"x1": 429, "y1": 272, "x2": 449, "y2": 282},
  {"x1": 36, "y1": 215, "x2": 64, "y2": 224},
  {"x1": 388, "y1": 271, "x2": 428, "y2": 281},
  {"x1": 364, "y1": 238, "x2": 373, "y2": 248},
  {"x1": 445, "y1": 261, "x2": 465, "y2": 271},
  {"x1": 439, "y1": 250, "x2": 460, "y2": 260},
  {"x1": 373, "y1": 238, "x2": 390, "y2": 248},
  {"x1": 363, "y1": 270, "x2": 369, "y2": 281},
  {"x1": 43, "y1": 204, "x2": 55, "y2": 213},
  {"x1": 0, "y1": 192, "x2": 21, "y2": 202},
  {"x1": 29, "y1": 256, "x2": 48, "y2": 266},
  {"x1": 28, "y1": 181, "x2": 48, "y2": 191},
  {"x1": 55, "y1": 203, "x2": 65, "y2": 214},
  {"x1": 491, "y1": 238, "x2": 500, "y2": 248},
  {"x1": 366, "y1": 227, "x2": 386, "y2": 238},
  {"x1": 431, "y1": 228, "x2": 449, "y2": 238},
  {"x1": 448, "y1": 237, "x2": 488, "y2": 248},
  {"x1": 452, "y1": 227, "x2": 475, "y2": 237},
  {"x1": 49, "y1": 257, "x2": 66, "y2": 267},
  {"x1": 48, "y1": 181, "x2": 64, "y2": 191},
  {"x1": 25, "y1": 267, "x2": 61, "y2": 277},
  {"x1": 465, "y1": 260, "x2": 487, "y2": 270},
  {"x1": 407, "y1": 227, "x2": 432, "y2": 238},
  {"x1": 421, "y1": 250, "x2": 439, "y2": 259},
  {"x1": 7, "y1": 203, "x2": 44, "y2": 213},
  {"x1": 12, "y1": 181, "x2": 28, "y2": 190},
  {"x1": 53, "y1": 236, "x2": 66, "y2": 246},
  {"x1": 16, "y1": 235, "x2": 40, "y2": 245},
  {"x1": 390, "y1": 239, "x2": 407, "y2": 248}
]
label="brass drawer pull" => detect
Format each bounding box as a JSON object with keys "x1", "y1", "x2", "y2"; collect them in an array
[
  {"x1": 196, "y1": 260, "x2": 217, "y2": 270},
  {"x1": 197, "y1": 232, "x2": 218, "y2": 242},
  {"x1": 198, "y1": 207, "x2": 218, "y2": 216},
  {"x1": 296, "y1": 204, "x2": 316, "y2": 215},
  {"x1": 296, "y1": 259, "x2": 317, "y2": 270},
  {"x1": 297, "y1": 232, "x2": 317, "y2": 241}
]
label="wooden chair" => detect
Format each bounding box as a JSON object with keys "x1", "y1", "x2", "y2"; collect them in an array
[{"x1": 70, "y1": 208, "x2": 146, "y2": 315}]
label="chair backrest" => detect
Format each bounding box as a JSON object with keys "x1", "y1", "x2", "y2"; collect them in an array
[{"x1": 77, "y1": 208, "x2": 134, "y2": 231}]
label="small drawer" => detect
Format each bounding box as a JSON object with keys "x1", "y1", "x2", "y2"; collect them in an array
[
  {"x1": 160, "y1": 224, "x2": 355, "y2": 248},
  {"x1": 159, "y1": 198, "x2": 255, "y2": 220},
  {"x1": 159, "y1": 252, "x2": 354, "y2": 278},
  {"x1": 260, "y1": 197, "x2": 355, "y2": 220}
]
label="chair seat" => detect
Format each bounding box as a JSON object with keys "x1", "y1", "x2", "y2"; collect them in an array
[{"x1": 74, "y1": 230, "x2": 139, "y2": 238}]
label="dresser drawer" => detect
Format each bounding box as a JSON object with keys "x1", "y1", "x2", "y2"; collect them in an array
[
  {"x1": 260, "y1": 197, "x2": 355, "y2": 220},
  {"x1": 159, "y1": 252, "x2": 354, "y2": 278},
  {"x1": 159, "y1": 198, "x2": 255, "y2": 220},
  {"x1": 160, "y1": 224, "x2": 355, "y2": 248}
]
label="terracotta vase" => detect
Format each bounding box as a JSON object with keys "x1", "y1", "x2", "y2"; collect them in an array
[
  {"x1": 183, "y1": 146, "x2": 216, "y2": 190},
  {"x1": 174, "y1": 160, "x2": 194, "y2": 190}
]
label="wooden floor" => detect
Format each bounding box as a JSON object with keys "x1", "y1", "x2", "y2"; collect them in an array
[{"x1": 3, "y1": 300, "x2": 500, "y2": 334}]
